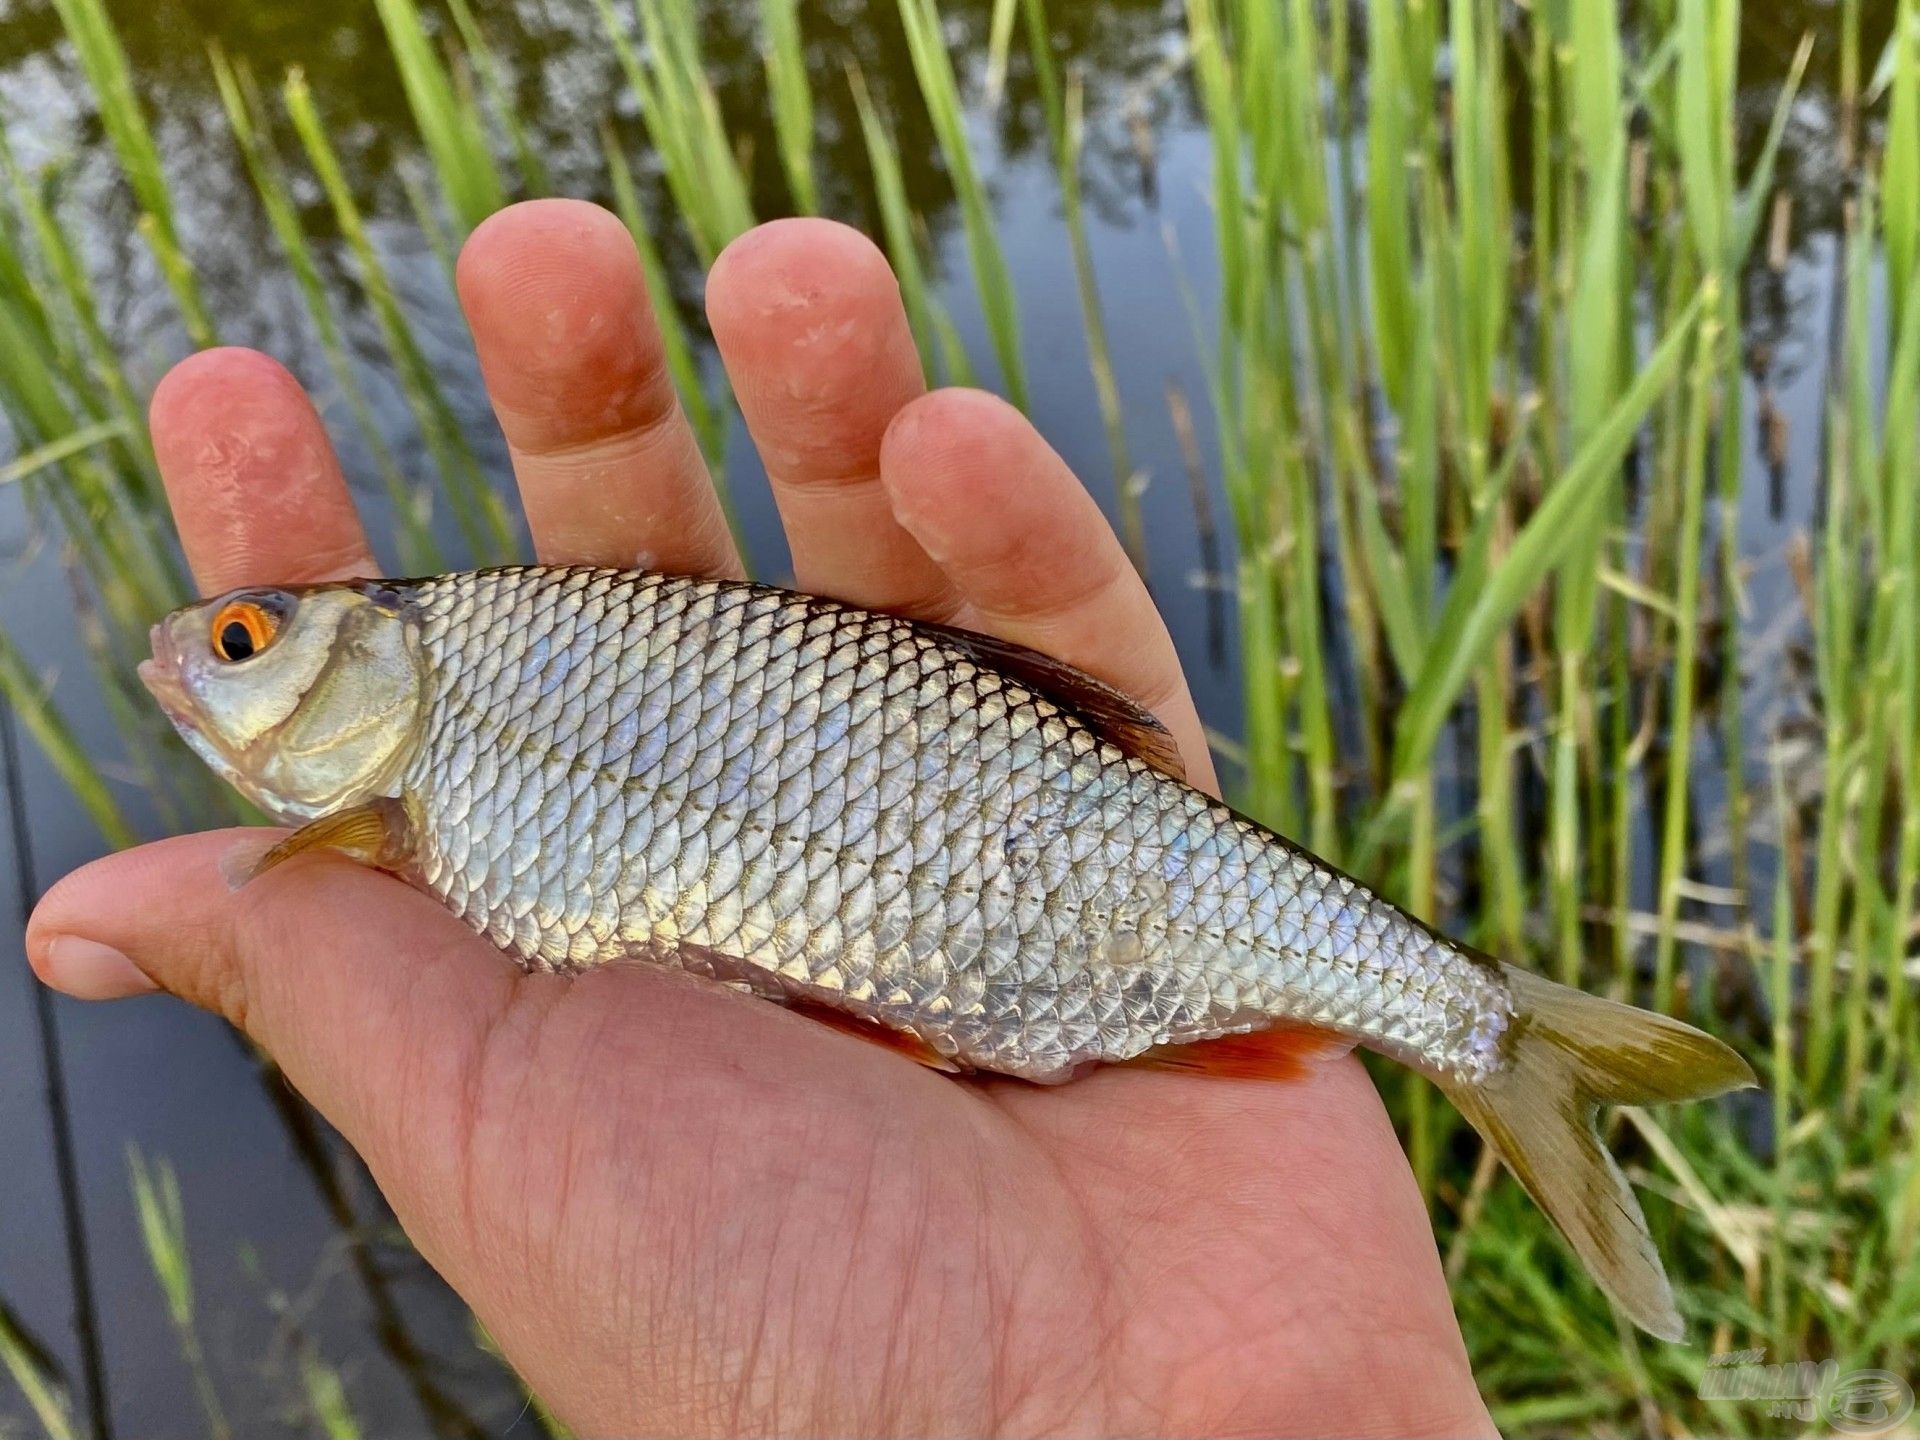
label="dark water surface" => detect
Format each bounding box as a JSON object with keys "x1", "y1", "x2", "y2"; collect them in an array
[{"x1": 0, "y1": 1, "x2": 1884, "y2": 1434}]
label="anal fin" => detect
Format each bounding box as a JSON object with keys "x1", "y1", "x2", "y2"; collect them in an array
[
  {"x1": 1123, "y1": 1023, "x2": 1353, "y2": 1082},
  {"x1": 228, "y1": 797, "x2": 412, "y2": 888}
]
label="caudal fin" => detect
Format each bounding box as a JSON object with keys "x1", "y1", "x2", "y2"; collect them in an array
[{"x1": 1438, "y1": 965, "x2": 1756, "y2": 1340}]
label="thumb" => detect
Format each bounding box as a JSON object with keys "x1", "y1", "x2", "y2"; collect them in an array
[{"x1": 26, "y1": 829, "x2": 520, "y2": 1222}]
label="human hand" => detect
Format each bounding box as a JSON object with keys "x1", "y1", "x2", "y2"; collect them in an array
[{"x1": 28, "y1": 200, "x2": 1493, "y2": 1438}]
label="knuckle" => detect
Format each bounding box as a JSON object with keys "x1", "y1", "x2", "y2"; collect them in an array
[{"x1": 508, "y1": 348, "x2": 681, "y2": 460}]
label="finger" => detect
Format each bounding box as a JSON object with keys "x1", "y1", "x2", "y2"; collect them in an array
[
  {"x1": 456, "y1": 199, "x2": 740, "y2": 577},
  {"x1": 879, "y1": 389, "x2": 1217, "y2": 789},
  {"x1": 706, "y1": 220, "x2": 954, "y2": 613},
  {"x1": 25, "y1": 833, "x2": 519, "y2": 1219},
  {"x1": 150, "y1": 348, "x2": 377, "y2": 593}
]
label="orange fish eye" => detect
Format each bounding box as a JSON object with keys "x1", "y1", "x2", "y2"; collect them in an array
[{"x1": 210, "y1": 599, "x2": 281, "y2": 663}]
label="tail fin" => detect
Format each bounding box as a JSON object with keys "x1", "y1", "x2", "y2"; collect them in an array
[{"x1": 1438, "y1": 965, "x2": 1756, "y2": 1341}]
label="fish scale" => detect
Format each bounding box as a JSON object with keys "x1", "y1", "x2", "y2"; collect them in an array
[{"x1": 394, "y1": 567, "x2": 1515, "y2": 1082}]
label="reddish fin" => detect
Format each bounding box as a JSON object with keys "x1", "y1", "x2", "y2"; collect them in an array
[
  {"x1": 921, "y1": 620, "x2": 1188, "y2": 782},
  {"x1": 788, "y1": 999, "x2": 964, "y2": 1073},
  {"x1": 227, "y1": 797, "x2": 411, "y2": 889},
  {"x1": 1124, "y1": 1024, "x2": 1353, "y2": 1082}
]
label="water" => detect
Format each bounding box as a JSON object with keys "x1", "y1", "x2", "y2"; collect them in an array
[{"x1": 0, "y1": 2, "x2": 1886, "y2": 1435}]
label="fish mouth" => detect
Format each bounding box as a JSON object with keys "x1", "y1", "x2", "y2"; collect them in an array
[
  {"x1": 137, "y1": 622, "x2": 194, "y2": 729},
  {"x1": 137, "y1": 620, "x2": 265, "y2": 808}
]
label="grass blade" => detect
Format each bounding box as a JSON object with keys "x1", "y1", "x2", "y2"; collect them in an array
[
  {"x1": 370, "y1": 0, "x2": 506, "y2": 231},
  {"x1": 896, "y1": 0, "x2": 1027, "y2": 408},
  {"x1": 1393, "y1": 295, "x2": 1703, "y2": 781}
]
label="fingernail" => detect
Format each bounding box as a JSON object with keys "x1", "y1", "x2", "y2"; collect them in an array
[{"x1": 40, "y1": 936, "x2": 159, "y2": 1000}]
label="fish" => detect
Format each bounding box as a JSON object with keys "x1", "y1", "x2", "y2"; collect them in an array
[{"x1": 141, "y1": 564, "x2": 1754, "y2": 1338}]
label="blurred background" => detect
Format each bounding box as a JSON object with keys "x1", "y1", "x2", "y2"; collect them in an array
[{"x1": 0, "y1": 0, "x2": 1913, "y2": 1434}]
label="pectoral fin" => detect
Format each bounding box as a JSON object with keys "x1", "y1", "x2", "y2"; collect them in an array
[{"x1": 226, "y1": 797, "x2": 412, "y2": 888}]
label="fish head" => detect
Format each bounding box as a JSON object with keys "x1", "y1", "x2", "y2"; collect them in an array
[{"x1": 141, "y1": 580, "x2": 427, "y2": 824}]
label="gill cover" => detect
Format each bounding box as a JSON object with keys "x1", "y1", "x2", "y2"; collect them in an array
[{"x1": 141, "y1": 581, "x2": 427, "y2": 824}]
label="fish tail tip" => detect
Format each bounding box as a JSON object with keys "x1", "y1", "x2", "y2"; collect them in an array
[{"x1": 1440, "y1": 964, "x2": 1752, "y2": 1342}]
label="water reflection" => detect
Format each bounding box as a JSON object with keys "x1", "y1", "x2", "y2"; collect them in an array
[{"x1": 1, "y1": 0, "x2": 1198, "y2": 337}]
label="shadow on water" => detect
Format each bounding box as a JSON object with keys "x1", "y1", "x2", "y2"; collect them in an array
[
  {"x1": 239, "y1": 1053, "x2": 499, "y2": 1440},
  {"x1": 0, "y1": 0, "x2": 1899, "y2": 1434},
  {"x1": 4, "y1": 702, "x2": 114, "y2": 1438}
]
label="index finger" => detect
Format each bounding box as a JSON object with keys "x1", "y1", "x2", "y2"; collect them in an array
[{"x1": 150, "y1": 347, "x2": 377, "y2": 595}]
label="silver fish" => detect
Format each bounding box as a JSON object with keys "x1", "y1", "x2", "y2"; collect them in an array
[{"x1": 142, "y1": 565, "x2": 1753, "y2": 1338}]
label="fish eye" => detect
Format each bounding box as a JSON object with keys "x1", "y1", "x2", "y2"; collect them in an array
[{"x1": 209, "y1": 596, "x2": 287, "y2": 664}]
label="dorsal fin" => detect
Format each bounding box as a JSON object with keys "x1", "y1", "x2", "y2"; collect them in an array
[{"x1": 921, "y1": 620, "x2": 1188, "y2": 782}]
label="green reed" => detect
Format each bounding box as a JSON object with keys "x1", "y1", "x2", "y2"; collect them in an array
[
  {"x1": 128, "y1": 1149, "x2": 230, "y2": 1440},
  {"x1": 445, "y1": 0, "x2": 550, "y2": 195},
  {"x1": 847, "y1": 63, "x2": 974, "y2": 389},
  {"x1": 759, "y1": 0, "x2": 816, "y2": 214},
  {"x1": 372, "y1": 0, "x2": 505, "y2": 230},
  {"x1": 0, "y1": 1304, "x2": 79, "y2": 1440},
  {"x1": 1018, "y1": 0, "x2": 1144, "y2": 574},
  {"x1": 601, "y1": 123, "x2": 728, "y2": 473},
  {"x1": 0, "y1": 0, "x2": 1914, "y2": 1432},
  {"x1": 44, "y1": 0, "x2": 213, "y2": 346},
  {"x1": 593, "y1": 0, "x2": 753, "y2": 263},
  {"x1": 297, "y1": 1353, "x2": 363, "y2": 1440},
  {"x1": 284, "y1": 70, "x2": 518, "y2": 565},
  {"x1": 896, "y1": 0, "x2": 1028, "y2": 409},
  {"x1": 1186, "y1": 0, "x2": 1914, "y2": 1410}
]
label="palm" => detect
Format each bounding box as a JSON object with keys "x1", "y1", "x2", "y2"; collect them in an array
[
  {"x1": 390, "y1": 931, "x2": 1474, "y2": 1435},
  {"x1": 31, "y1": 202, "x2": 1489, "y2": 1437}
]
